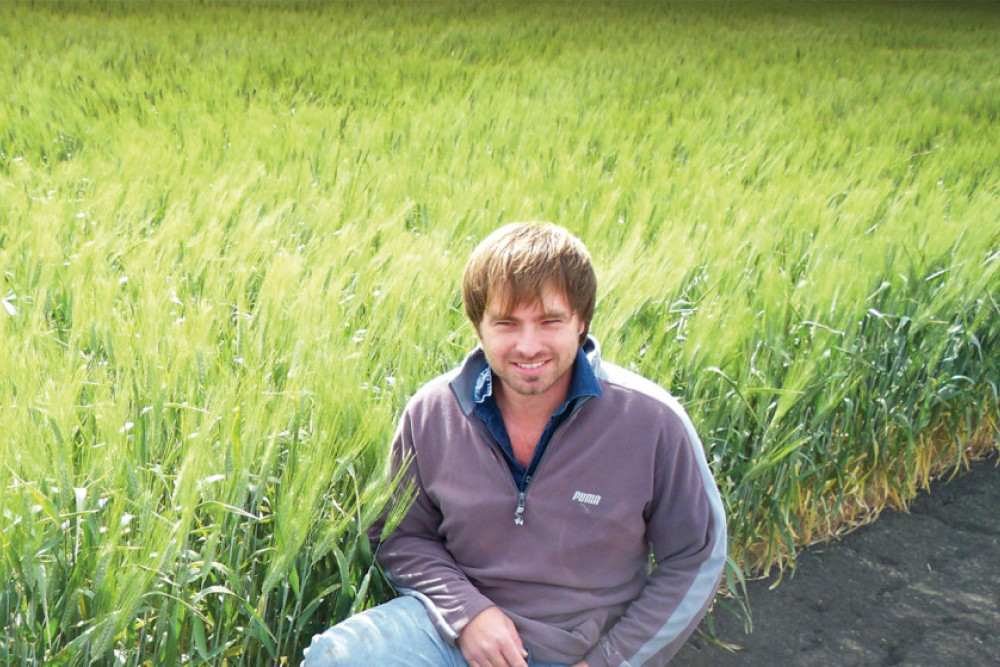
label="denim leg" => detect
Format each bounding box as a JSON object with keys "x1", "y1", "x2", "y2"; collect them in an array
[
  {"x1": 302, "y1": 594, "x2": 571, "y2": 667},
  {"x1": 301, "y1": 595, "x2": 466, "y2": 667}
]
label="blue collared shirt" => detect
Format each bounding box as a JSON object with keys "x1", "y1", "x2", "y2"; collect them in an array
[{"x1": 472, "y1": 347, "x2": 603, "y2": 490}]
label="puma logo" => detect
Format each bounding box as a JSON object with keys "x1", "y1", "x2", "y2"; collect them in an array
[{"x1": 572, "y1": 491, "x2": 602, "y2": 506}]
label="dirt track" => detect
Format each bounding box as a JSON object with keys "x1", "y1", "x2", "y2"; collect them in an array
[{"x1": 674, "y1": 453, "x2": 1000, "y2": 666}]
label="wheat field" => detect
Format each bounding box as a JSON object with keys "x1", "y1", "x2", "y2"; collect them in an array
[{"x1": 1, "y1": 1, "x2": 998, "y2": 663}]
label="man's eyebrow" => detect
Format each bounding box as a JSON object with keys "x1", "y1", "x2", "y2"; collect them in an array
[{"x1": 485, "y1": 307, "x2": 570, "y2": 320}]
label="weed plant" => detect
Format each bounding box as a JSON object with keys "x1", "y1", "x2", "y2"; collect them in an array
[{"x1": 1, "y1": 1, "x2": 998, "y2": 663}]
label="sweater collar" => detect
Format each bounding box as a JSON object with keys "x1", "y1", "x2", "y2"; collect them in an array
[
  {"x1": 450, "y1": 335, "x2": 604, "y2": 417},
  {"x1": 471, "y1": 347, "x2": 602, "y2": 408}
]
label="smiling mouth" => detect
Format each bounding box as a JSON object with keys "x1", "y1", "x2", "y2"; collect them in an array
[{"x1": 515, "y1": 361, "x2": 546, "y2": 370}]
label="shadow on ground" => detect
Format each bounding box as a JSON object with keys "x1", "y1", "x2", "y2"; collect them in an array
[{"x1": 675, "y1": 453, "x2": 1000, "y2": 667}]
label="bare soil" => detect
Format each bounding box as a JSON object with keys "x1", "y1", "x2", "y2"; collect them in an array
[{"x1": 674, "y1": 453, "x2": 1000, "y2": 666}]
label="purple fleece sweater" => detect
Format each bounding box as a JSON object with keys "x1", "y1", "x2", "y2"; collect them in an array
[{"x1": 370, "y1": 337, "x2": 727, "y2": 666}]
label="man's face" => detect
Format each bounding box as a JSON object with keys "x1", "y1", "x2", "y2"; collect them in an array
[{"x1": 478, "y1": 285, "x2": 585, "y2": 404}]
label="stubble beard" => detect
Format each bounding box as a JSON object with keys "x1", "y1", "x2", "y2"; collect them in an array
[{"x1": 496, "y1": 358, "x2": 573, "y2": 399}]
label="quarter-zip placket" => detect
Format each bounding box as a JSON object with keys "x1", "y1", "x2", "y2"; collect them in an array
[
  {"x1": 466, "y1": 416, "x2": 527, "y2": 525},
  {"x1": 465, "y1": 364, "x2": 599, "y2": 526},
  {"x1": 508, "y1": 400, "x2": 589, "y2": 526}
]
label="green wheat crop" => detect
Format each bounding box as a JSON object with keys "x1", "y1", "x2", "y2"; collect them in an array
[{"x1": 2, "y1": 1, "x2": 998, "y2": 663}]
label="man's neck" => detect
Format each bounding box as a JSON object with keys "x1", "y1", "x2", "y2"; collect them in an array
[{"x1": 493, "y1": 375, "x2": 570, "y2": 430}]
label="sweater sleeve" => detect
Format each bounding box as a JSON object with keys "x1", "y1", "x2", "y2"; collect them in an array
[
  {"x1": 584, "y1": 425, "x2": 727, "y2": 667},
  {"x1": 368, "y1": 407, "x2": 496, "y2": 643}
]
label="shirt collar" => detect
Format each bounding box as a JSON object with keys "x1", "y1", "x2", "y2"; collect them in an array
[{"x1": 472, "y1": 347, "x2": 603, "y2": 407}]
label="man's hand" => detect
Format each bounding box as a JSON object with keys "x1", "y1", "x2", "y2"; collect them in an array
[{"x1": 457, "y1": 606, "x2": 529, "y2": 667}]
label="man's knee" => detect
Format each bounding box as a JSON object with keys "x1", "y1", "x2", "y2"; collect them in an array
[{"x1": 302, "y1": 596, "x2": 450, "y2": 667}]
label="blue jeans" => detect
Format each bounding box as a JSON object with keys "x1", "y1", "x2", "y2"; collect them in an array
[{"x1": 302, "y1": 596, "x2": 570, "y2": 667}]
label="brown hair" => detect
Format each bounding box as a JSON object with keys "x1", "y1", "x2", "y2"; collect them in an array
[{"x1": 462, "y1": 222, "x2": 597, "y2": 345}]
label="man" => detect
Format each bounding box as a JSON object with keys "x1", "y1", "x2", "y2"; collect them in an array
[{"x1": 304, "y1": 222, "x2": 727, "y2": 666}]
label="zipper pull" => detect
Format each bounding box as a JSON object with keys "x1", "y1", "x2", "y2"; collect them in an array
[{"x1": 514, "y1": 491, "x2": 526, "y2": 526}]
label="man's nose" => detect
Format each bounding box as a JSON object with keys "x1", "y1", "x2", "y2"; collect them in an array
[{"x1": 514, "y1": 326, "x2": 544, "y2": 356}]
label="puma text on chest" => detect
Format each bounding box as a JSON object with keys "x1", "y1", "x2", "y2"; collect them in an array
[{"x1": 572, "y1": 491, "x2": 602, "y2": 506}]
